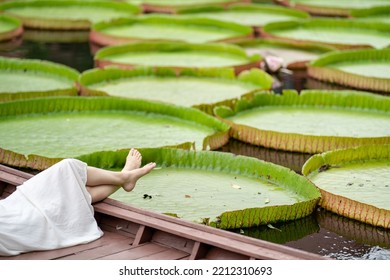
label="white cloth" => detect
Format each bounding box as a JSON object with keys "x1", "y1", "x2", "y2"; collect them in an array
[{"x1": 0, "y1": 159, "x2": 103, "y2": 256}]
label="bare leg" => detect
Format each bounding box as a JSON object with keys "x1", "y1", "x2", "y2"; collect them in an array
[
  {"x1": 85, "y1": 149, "x2": 156, "y2": 203},
  {"x1": 86, "y1": 185, "x2": 120, "y2": 204}
]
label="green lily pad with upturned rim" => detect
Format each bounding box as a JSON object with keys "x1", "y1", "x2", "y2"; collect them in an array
[
  {"x1": 0, "y1": 14, "x2": 23, "y2": 42},
  {"x1": 351, "y1": 6, "x2": 390, "y2": 24},
  {"x1": 124, "y1": 0, "x2": 250, "y2": 13},
  {"x1": 278, "y1": 0, "x2": 390, "y2": 17},
  {"x1": 214, "y1": 90, "x2": 390, "y2": 154},
  {"x1": 177, "y1": 3, "x2": 309, "y2": 30},
  {"x1": 77, "y1": 148, "x2": 321, "y2": 229},
  {"x1": 0, "y1": 1, "x2": 141, "y2": 30},
  {"x1": 235, "y1": 38, "x2": 336, "y2": 70},
  {"x1": 0, "y1": 97, "x2": 230, "y2": 170},
  {"x1": 0, "y1": 57, "x2": 79, "y2": 103},
  {"x1": 78, "y1": 67, "x2": 273, "y2": 114},
  {"x1": 90, "y1": 15, "x2": 253, "y2": 46},
  {"x1": 308, "y1": 49, "x2": 390, "y2": 93},
  {"x1": 94, "y1": 41, "x2": 262, "y2": 75},
  {"x1": 302, "y1": 144, "x2": 390, "y2": 229},
  {"x1": 261, "y1": 19, "x2": 390, "y2": 49}
]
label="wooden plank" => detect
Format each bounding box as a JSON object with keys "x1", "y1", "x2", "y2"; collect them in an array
[
  {"x1": 0, "y1": 231, "x2": 130, "y2": 260},
  {"x1": 152, "y1": 230, "x2": 194, "y2": 254},
  {"x1": 0, "y1": 165, "x2": 32, "y2": 186},
  {"x1": 96, "y1": 213, "x2": 139, "y2": 238},
  {"x1": 137, "y1": 247, "x2": 190, "y2": 260},
  {"x1": 204, "y1": 247, "x2": 249, "y2": 260},
  {"x1": 59, "y1": 238, "x2": 133, "y2": 260},
  {"x1": 97, "y1": 243, "x2": 169, "y2": 260}
]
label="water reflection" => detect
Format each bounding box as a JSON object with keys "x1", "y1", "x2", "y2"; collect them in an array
[
  {"x1": 0, "y1": 33, "x2": 93, "y2": 72},
  {"x1": 23, "y1": 29, "x2": 89, "y2": 44},
  {"x1": 231, "y1": 214, "x2": 320, "y2": 244},
  {"x1": 218, "y1": 139, "x2": 312, "y2": 173}
]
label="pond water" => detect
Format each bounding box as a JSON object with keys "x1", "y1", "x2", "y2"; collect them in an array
[{"x1": 1, "y1": 36, "x2": 389, "y2": 260}]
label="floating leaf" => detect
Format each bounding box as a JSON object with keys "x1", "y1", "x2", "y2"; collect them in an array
[
  {"x1": 177, "y1": 4, "x2": 309, "y2": 29},
  {"x1": 262, "y1": 18, "x2": 390, "y2": 49},
  {"x1": 236, "y1": 37, "x2": 336, "y2": 70},
  {"x1": 303, "y1": 144, "x2": 390, "y2": 229},
  {"x1": 214, "y1": 90, "x2": 390, "y2": 153},
  {"x1": 0, "y1": 97, "x2": 229, "y2": 169},
  {"x1": 98, "y1": 148, "x2": 322, "y2": 229},
  {"x1": 351, "y1": 6, "x2": 390, "y2": 24},
  {"x1": 94, "y1": 41, "x2": 262, "y2": 75},
  {"x1": 308, "y1": 48, "x2": 390, "y2": 93},
  {"x1": 0, "y1": 1, "x2": 140, "y2": 30},
  {"x1": 125, "y1": 0, "x2": 250, "y2": 13},
  {"x1": 90, "y1": 15, "x2": 253, "y2": 46},
  {"x1": 281, "y1": 0, "x2": 390, "y2": 17},
  {"x1": 0, "y1": 57, "x2": 79, "y2": 102},
  {"x1": 79, "y1": 67, "x2": 273, "y2": 115}
]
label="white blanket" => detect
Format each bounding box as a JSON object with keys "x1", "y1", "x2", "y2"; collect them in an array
[{"x1": 0, "y1": 159, "x2": 103, "y2": 256}]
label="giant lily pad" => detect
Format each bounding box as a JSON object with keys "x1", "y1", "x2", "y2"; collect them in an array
[
  {"x1": 261, "y1": 19, "x2": 390, "y2": 49},
  {"x1": 90, "y1": 15, "x2": 253, "y2": 46},
  {"x1": 0, "y1": 97, "x2": 230, "y2": 169},
  {"x1": 177, "y1": 4, "x2": 309, "y2": 32},
  {"x1": 302, "y1": 144, "x2": 390, "y2": 229},
  {"x1": 0, "y1": 14, "x2": 23, "y2": 42},
  {"x1": 94, "y1": 41, "x2": 262, "y2": 74},
  {"x1": 0, "y1": 57, "x2": 79, "y2": 102},
  {"x1": 78, "y1": 148, "x2": 321, "y2": 229},
  {"x1": 351, "y1": 6, "x2": 390, "y2": 24},
  {"x1": 0, "y1": 1, "x2": 140, "y2": 30},
  {"x1": 125, "y1": 0, "x2": 250, "y2": 13},
  {"x1": 236, "y1": 38, "x2": 336, "y2": 70},
  {"x1": 79, "y1": 67, "x2": 273, "y2": 114},
  {"x1": 308, "y1": 49, "x2": 390, "y2": 93},
  {"x1": 278, "y1": 0, "x2": 390, "y2": 17},
  {"x1": 214, "y1": 90, "x2": 390, "y2": 153}
]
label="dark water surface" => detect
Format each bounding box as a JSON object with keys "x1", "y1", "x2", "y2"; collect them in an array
[{"x1": 1, "y1": 35, "x2": 389, "y2": 260}]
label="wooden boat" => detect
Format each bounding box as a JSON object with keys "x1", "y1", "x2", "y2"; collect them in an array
[{"x1": 0, "y1": 164, "x2": 327, "y2": 260}]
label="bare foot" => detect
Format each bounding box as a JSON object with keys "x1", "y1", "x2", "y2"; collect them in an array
[
  {"x1": 122, "y1": 148, "x2": 142, "y2": 171},
  {"x1": 123, "y1": 162, "x2": 157, "y2": 192}
]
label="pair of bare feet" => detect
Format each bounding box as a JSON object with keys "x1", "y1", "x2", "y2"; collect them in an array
[{"x1": 121, "y1": 149, "x2": 156, "y2": 192}]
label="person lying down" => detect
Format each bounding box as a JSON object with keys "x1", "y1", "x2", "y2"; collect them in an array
[{"x1": 0, "y1": 149, "x2": 156, "y2": 256}]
